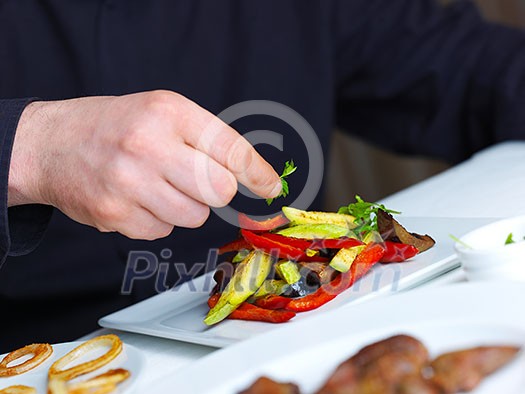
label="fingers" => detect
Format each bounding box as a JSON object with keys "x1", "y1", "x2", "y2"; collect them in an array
[
  {"x1": 173, "y1": 95, "x2": 282, "y2": 199},
  {"x1": 91, "y1": 151, "x2": 213, "y2": 237},
  {"x1": 160, "y1": 142, "x2": 238, "y2": 208},
  {"x1": 95, "y1": 193, "x2": 207, "y2": 240},
  {"x1": 137, "y1": 180, "x2": 211, "y2": 228},
  {"x1": 91, "y1": 187, "x2": 210, "y2": 240},
  {"x1": 106, "y1": 179, "x2": 211, "y2": 239},
  {"x1": 98, "y1": 205, "x2": 175, "y2": 241}
]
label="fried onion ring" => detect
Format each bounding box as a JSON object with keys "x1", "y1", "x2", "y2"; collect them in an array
[
  {"x1": 0, "y1": 386, "x2": 36, "y2": 394},
  {"x1": 68, "y1": 368, "x2": 130, "y2": 394},
  {"x1": 0, "y1": 343, "x2": 53, "y2": 377},
  {"x1": 47, "y1": 378, "x2": 68, "y2": 394},
  {"x1": 48, "y1": 335, "x2": 123, "y2": 381},
  {"x1": 71, "y1": 384, "x2": 115, "y2": 394}
]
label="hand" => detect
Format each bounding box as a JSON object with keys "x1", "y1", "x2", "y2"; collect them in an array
[{"x1": 9, "y1": 91, "x2": 281, "y2": 240}]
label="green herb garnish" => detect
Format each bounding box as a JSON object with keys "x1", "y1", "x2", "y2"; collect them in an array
[
  {"x1": 338, "y1": 195, "x2": 400, "y2": 233},
  {"x1": 505, "y1": 233, "x2": 515, "y2": 245},
  {"x1": 266, "y1": 160, "x2": 297, "y2": 205}
]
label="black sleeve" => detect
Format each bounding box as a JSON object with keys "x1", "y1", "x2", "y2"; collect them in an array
[
  {"x1": 334, "y1": 0, "x2": 525, "y2": 163},
  {"x1": 0, "y1": 99, "x2": 53, "y2": 267}
]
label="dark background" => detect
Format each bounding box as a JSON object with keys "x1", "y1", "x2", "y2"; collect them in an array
[{"x1": 325, "y1": 0, "x2": 525, "y2": 210}]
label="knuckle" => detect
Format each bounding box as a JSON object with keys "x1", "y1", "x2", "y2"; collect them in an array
[
  {"x1": 142, "y1": 90, "x2": 177, "y2": 117},
  {"x1": 225, "y1": 139, "x2": 252, "y2": 173},
  {"x1": 252, "y1": 170, "x2": 276, "y2": 191},
  {"x1": 105, "y1": 160, "x2": 136, "y2": 191},
  {"x1": 120, "y1": 91, "x2": 180, "y2": 156},
  {"x1": 92, "y1": 198, "x2": 124, "y2": 224},
  {"x1": 119, "y1": 126, "x2": 149, "y2": 156},
  {"x1": 96, "y1": 226, "x2": 112, "y2": 233}
]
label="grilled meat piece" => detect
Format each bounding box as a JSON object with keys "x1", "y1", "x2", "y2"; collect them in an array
[
  {"x1": 430, "y1": 346, "x2": 520, "y2": 393},
  {"x1": 345, "y1": 335, "x2": 428, "y2": 368},
  {"x1": 316, "y1": 335, "x2": 429, "y2": 394},
  {"x1": 377, "y1": 210, "x2": 435, "y2": 252},
  {"x1": 239, "y1": 377, "x2": 300, "y2": 394}
]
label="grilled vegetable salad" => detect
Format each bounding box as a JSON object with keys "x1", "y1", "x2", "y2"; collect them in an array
[{"x1": 205, "y1": 197, "x2": 435, "y2": 326}]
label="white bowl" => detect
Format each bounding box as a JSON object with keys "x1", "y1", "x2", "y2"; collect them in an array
[{"x1": 455, "y1": 215, "x2": 525, "y2": 283}]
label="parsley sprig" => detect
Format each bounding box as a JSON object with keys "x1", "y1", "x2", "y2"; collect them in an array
[
  {"x1": 505, "y1": 233, "x2": 515, "y2": 245},
  {"x1": 338, "y1": 195, "x2": 400, "y2": 233},
  {"x1": 266, "y1": 160, "x2": 297, "y2": 205},
  {"x1": 505, "y1": 233, "x2": 525, "y2": 245}
]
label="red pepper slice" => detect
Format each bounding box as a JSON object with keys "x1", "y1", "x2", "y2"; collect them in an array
[
  {"x1": 254, "y1": 295, "x2": 293, "y2": 310},
  {"x1": 208, "y1": 293, "x2": 221, "y2": 308},
  {"x1": 286, "y1": 243, "x2": 385, "y2": 312},
  {"x1": 241, "y1": 229, "x2": 306, "y2": 260},
  {"x1": 207, "y1": 294, "x2": 295, "y2": 323},
  {"x1": 232, "y1": 304, "x2": 296, "y2": 323},
  {"x1": 241, "y1": 230, "x2": 329, "y2": 262},
  {"x1": 218, "y1": 238, "x2": 252, "y2": 255},
  {"x1": 285, "y1": 289, "x2": 337, "y2": 312},
  {"x1": 238, "y1": 213, "x2": 289, "y2": 232},
  {"x1": 380, "y1": 241, "x2": 419, "y2": 263},
  {"x1": 262, "y1": 233, "x2": 363, "y2": 251},
  {"x1": 220, "y1": 231, "x2": 360, "y2": 260},
  {"x1": 309, "y1": 237, "x2": 364, "y2": 250},
  {"x1": 260, "y1": 233, "x2": 312, "y2": 250}
]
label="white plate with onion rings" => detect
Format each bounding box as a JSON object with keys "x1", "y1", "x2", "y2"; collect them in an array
[{"x1": 0, "y1": 340, "x2": 144, "y2": 393}]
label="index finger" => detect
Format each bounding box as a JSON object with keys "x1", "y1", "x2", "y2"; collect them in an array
[{"x1": 176, "y1": 97, "x2": 282, "y2": 199}]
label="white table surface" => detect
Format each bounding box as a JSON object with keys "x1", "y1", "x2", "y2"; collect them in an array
[
  {"x1": 380, "y1": 141, "x2": 525, "y2": 218},
  {"x1": 84, "y1": 141, "x2": 525, "y2": 391}
]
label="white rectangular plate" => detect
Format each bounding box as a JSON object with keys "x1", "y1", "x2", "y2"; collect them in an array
[{"x1": 99, "y1": 217, "x2": 495, "y2": 347}]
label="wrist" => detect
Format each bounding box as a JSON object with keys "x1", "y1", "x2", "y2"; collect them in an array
[{"x1": 8, "y1": 101, "x2": 51, "y2": 207}]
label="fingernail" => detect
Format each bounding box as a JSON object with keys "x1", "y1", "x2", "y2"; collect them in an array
[{"x1": 270, "y1": 181, "x2": 282, "y2": 197}]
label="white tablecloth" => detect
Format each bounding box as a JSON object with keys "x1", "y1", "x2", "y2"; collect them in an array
[{"x1": 84, "y1": 141, "x2": 525, "y2": 391}]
